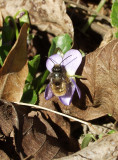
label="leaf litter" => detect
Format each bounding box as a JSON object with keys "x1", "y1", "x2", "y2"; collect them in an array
[
  {"x1": 0, "y1": 0, "x2": 74, "y2": 39},
  {"x1": 0, "y1": 0, "x2": 118, "y2": 160}
]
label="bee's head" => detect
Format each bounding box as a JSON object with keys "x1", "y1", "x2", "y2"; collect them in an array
[
  {"x1": 48, "y1": 54, "x2": 72, "y2": 73},
  {"x1": 52, "y1": 65, "x2": 62, "y2": 72}
]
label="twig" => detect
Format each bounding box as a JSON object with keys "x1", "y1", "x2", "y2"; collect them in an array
[
  {"x1": 14, "y1": 102, "x2": 91, "y2": 127},
  {"x1": 64, "y1": 0, "x2": 110, "y2": 23}
]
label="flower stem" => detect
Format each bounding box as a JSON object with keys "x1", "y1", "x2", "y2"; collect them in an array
[
  {"x1": 82, "y1": 0, "x2": 107, "y2": 33},
  {"x1": 38, "y1": 70, "x2": 49, "y2": 91}
]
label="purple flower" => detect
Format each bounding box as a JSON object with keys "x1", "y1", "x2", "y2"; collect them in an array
[{"x1": 45, "y1": 49, "x2": 82, "y2": 105}]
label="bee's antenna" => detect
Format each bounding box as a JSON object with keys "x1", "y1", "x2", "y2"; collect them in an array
[
  {"x1": 45, "y1": 56, "x2": 57, "y2": 64},
  {"x1": 48, "y1": 57, "x2": 57, "y2": 64},
  {"x1": 64, "y1": 57, "x2": 77, "y2": 66},
  {"x1": 60, "y1": 55, "x2": 72, "y2": 64}
]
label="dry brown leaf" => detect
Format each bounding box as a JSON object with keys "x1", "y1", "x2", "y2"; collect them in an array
[
  {"x1": 39, "y1": 100, "x2": 71, "y2": 137},
  {"x1": 39, "y1": 39, "x2": 118, "y2": 121},
  {"x1": 0, "y1": 0, "x2": 74, "y2": 38},
  {"x1": 0, "y1": 150, "x2": 10, "y2": 160},
  {"x1": 37, "y1": 101, "x2": 79, "y2": 152},
  {"x1": 14, "y1": 104, "x2": 71, "y2": 160},
  {"x1": 54, "y1": 132, "x2": 118, "y2": 160},
  {"x1": 0, "y1": 99, "x2": 18, "y2": 136},
  {"x1": 0, "y1": 23, "x2": 28, "y2": 102},
  {"x1": 79, "y1": 39, "x2": 118, "y2": 120},
  {"x1": 0, "y1": 100, "x2": 70, "y2": 160},
  {"x1": 0, "y1": 100, "x2": 20, "y2": 160}
]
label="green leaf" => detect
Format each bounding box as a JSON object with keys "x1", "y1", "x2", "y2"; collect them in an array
[
  {"x1": 115, "y1": 31, "x2": 118, "y2": 38},
  {"x1": 27, "y1": 55, "x2": 40, "y2": 83},
  {"x1": 21, "y1": 89, "x2": 37, "y2": 104},
  {"x1": 79, "y1": 49, "x2": 86, "y2": 57},
  {"x1": 2, "y1": 16, "x2": 16, "y2": 44},
  {"x1": 14, "y1": 9, "x2": 30, "y2": 27},
  {"x1": 98, "y1": 133, "x2": 104, "y2": 139},
  {"x1": 81, "y1": 134, "x2": 96, "y2": 149},
  {"x1": 107, "y1": 130, "x2": 116, "y2": 134},
  {"x1": 19, "y1": 12, "x2": 30, "y2": 26},
  {"x1": 111, "y1": 2, "x2": 118, "y2": 27},
  {"x1": 48, "y1": 34, "x2": 72, "y2": 57},
  {"x1": 0, "y1": 45, "x2": 11, "y2": 66},
  {"x1": 108, "y1": 113, "x2": 112, "y2": 116},
  {"x1": 0, "y1": 16, "x2": 17, "y2": 66},
  {"x1": 37, "y1": 70, "x2": 49, "y2": 90},
  {"x1": 38, "y1": 84, "x2": 47, "y2": 94},
  {"x1": 23, "y1": 83, "x2": 33, "y2": 93},
  {"x1": 2, "y1": 16, "x2": 16, "y2": 45},
  {"x1": 14, "y1": 9, "x2": 30, "y2": 38},
  {"x1": 112, "y1": 0, "x2": 118, "y2": 3}
]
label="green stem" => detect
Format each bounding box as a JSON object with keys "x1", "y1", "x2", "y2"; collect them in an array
[
  {"x1": 38, "y1": 70, "x2": 49, "y2": 90},
  {"x1": 14, "y1": 9, "x2": 30, "y2": 38},
  {"x1": 82, "y1": 0, "x2": 107, "y2": 33}
]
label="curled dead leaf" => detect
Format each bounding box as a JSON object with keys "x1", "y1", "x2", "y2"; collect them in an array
[
  {"x1": 79, "y1": 39, "x2": 118, "y2": 121},
  {"x1": 0, "y1": 0, "x2": 74, "y2": 38},
  {"x1": 0, "y1": 23, "x2": 28, "y2": 102}
]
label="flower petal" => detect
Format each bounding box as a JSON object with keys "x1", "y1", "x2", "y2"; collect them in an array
[
  {"x1": 45, "y1": 84, "x2": 54, "y2": 100},
  {"x1": 59, "y1": 82, "x2": 75, "y2": 105},
  {"x1": 46, "y1": 54, "x2": 63, "y2": 72},
  {"x1": 62, "y1": 49, "x2": 82, "y2": 75},
  {"x1": 71, "y1": 78, "x2": 81, "y2": 98}
]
